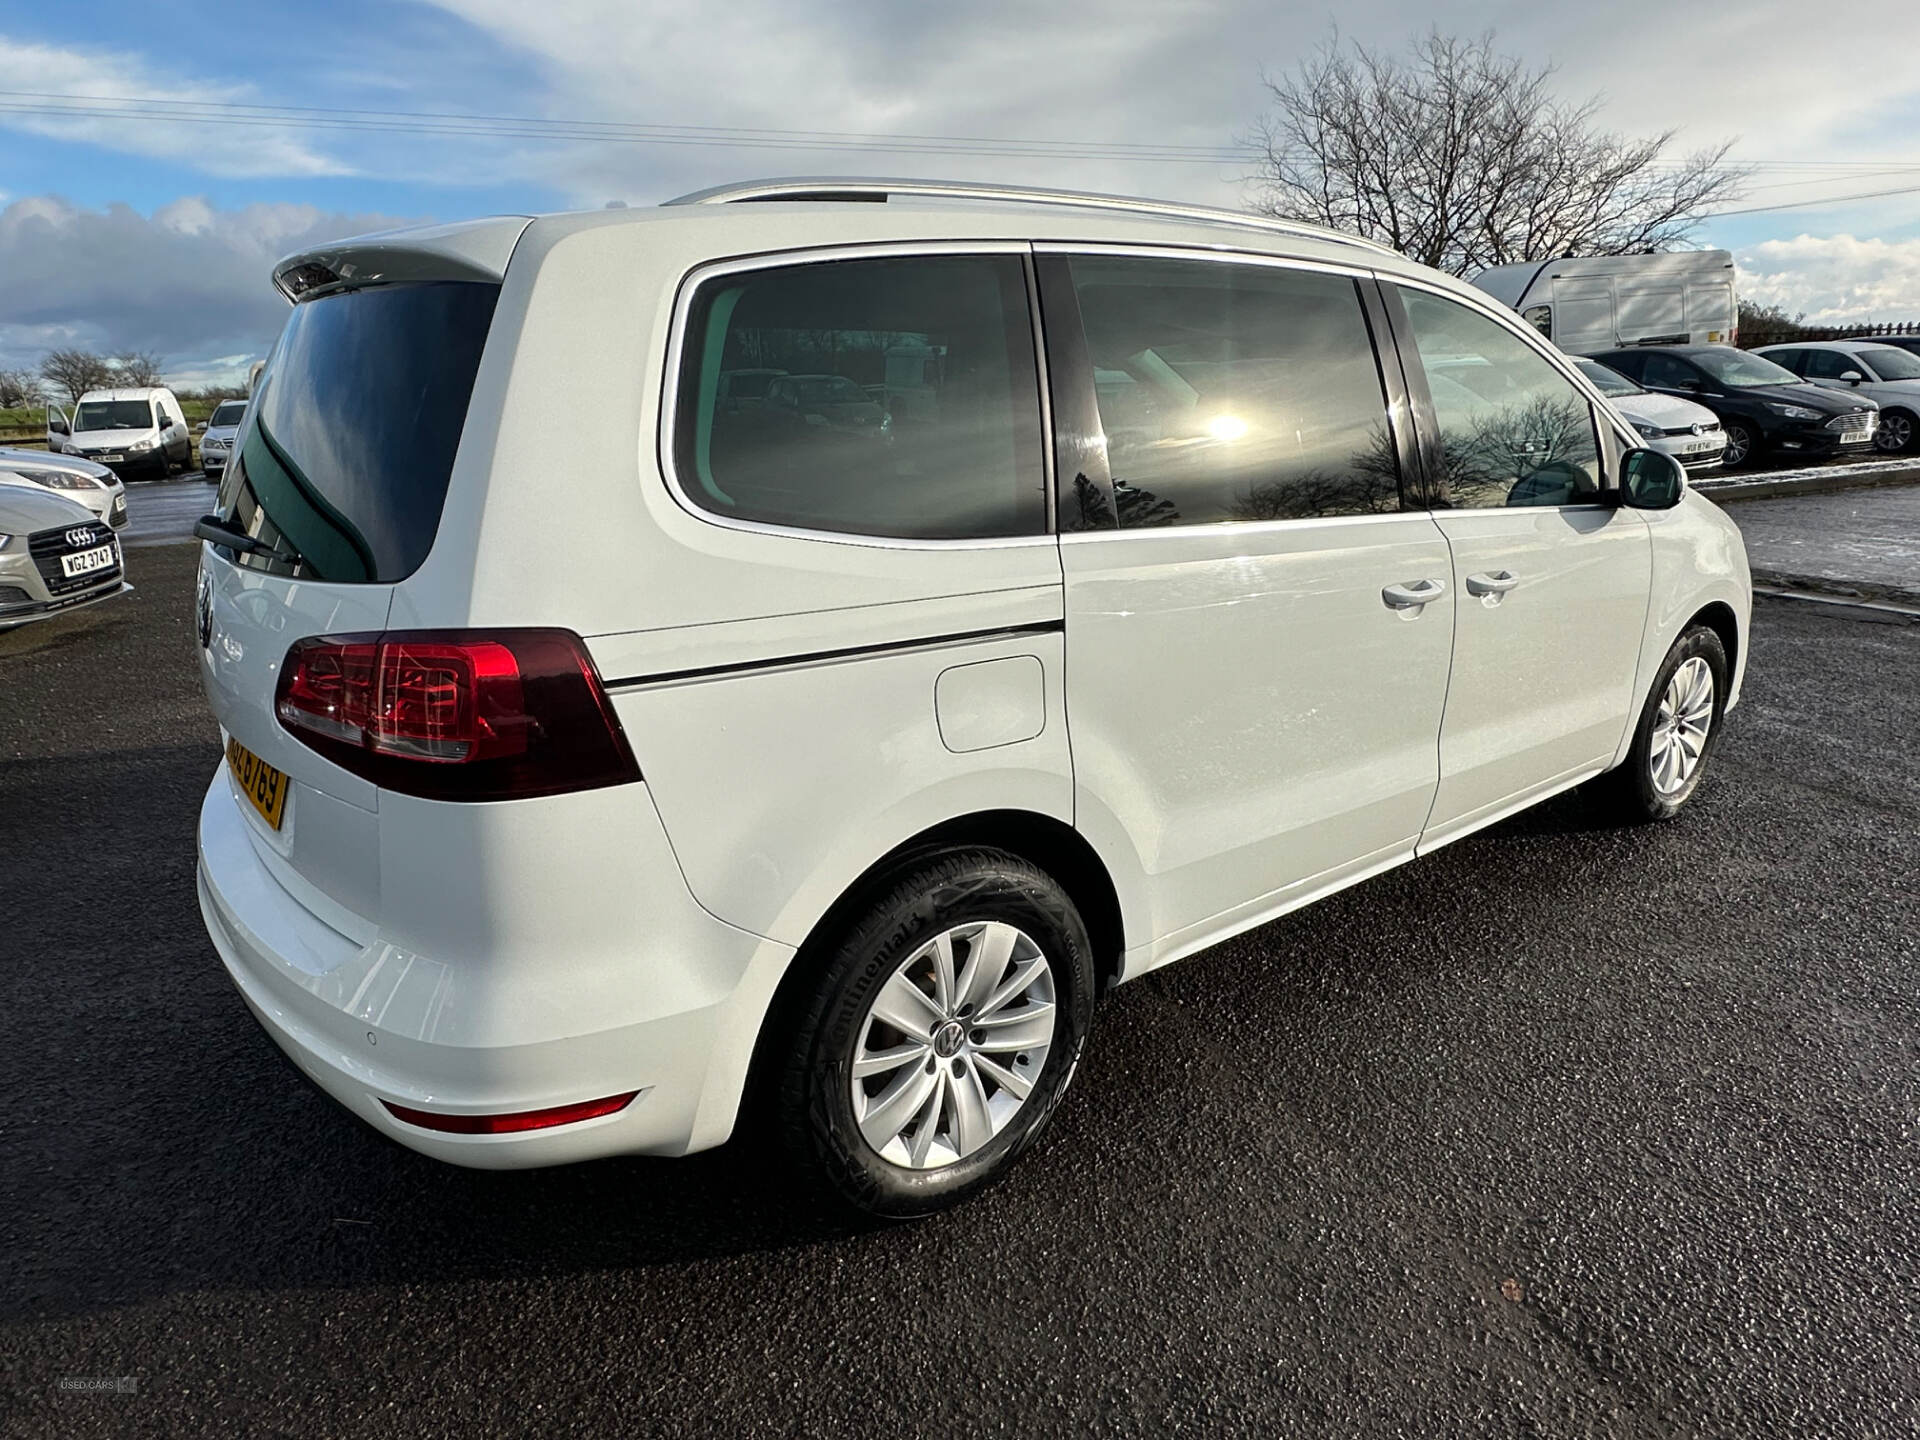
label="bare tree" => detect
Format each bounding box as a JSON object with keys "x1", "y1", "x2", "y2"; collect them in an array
[
  {"x1": 1250, "y1": 30, "x2": 1746, "y2": 276},
  {"x1": 111, "y1": 350, "x2": 166, "y2": 387},
  {"x1": 39, "y1": 349, "x2": 114, "y2": 407},
  {"x1": 0, "y1": 368, "x2": 43, "y2": 408}
]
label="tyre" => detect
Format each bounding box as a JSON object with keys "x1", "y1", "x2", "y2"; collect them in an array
[
  {"x1": 1720, "y1": 420, "x2": 1756, "y2": 468},
  {"x1": 1596, "y1": 625, "x2": 1729, "y2": 822},
  {"x1": 773, "y1": 847, "x2": 1094, "y2": 1218},
  {"x1": 1873, "y1": 409, "x2": 1916, "y2": 454}
]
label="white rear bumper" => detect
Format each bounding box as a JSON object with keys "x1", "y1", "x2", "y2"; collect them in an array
[{"x1": 195, "y1": 769, "x2": 795, "y2": 1167}]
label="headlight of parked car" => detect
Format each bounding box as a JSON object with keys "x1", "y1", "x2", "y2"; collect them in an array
[
  {"x1": 1632, "y1": 420, "x2": 1664, "y2": 439},
  {"x1": 11, "y1": 467, "x2": 98, "y2": 491},
  {"x1": 1765, "y1": 403, "x2": 1822, "y2": 420}
]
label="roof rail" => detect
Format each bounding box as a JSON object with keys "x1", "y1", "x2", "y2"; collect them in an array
[{"x1": 662, "y1": 177, "x2": 1397, "y2": 257}]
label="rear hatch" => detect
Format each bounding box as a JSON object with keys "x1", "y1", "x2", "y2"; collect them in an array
[{"x1": 198, "y1": 270, "x2": 503, "y2": 927}]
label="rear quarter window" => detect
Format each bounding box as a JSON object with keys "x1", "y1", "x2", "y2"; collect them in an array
[{"x1": 673, "y1": 254, "x2": 1046, "y2": 540}]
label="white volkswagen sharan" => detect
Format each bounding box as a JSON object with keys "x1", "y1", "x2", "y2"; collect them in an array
[{"x1": 195, "y1": 180, "x2": 1751, "y2": 1215}]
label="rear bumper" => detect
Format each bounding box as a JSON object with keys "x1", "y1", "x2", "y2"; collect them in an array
[{"x1": 195, "y1": 769, "x2": 796, "y2": 1168}]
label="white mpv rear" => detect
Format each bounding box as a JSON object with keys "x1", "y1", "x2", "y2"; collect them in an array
[{"x1": 195, "y1": 180, "x2": 1752, "y2": 1215}]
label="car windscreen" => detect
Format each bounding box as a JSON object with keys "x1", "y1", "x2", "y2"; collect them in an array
[
  {"x1": 220, "y1": 280, "x2": 498, "y2": 583},
  {"x1": 1575, "y1": 360, "x2": 1641, "y2": 397},
  {"x1": 1690, "y1": 349, "x2": 1802, "y2": 388},
  {"x1": 75, "y1": 400, "x2": 155, "y2": 430},
  {"x1": 1860, "y1": 347, "x2": 1920, "y2": 381},
  {"x1": 210, "y1": 401, "x2": 249, "y2": 425}
]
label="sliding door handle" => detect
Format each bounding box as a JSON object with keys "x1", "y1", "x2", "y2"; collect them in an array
[
  {"x1": 1465, "y1": 570, "x2": 1520, "y2": 596},
  {"x1": 1381, "y1": 578, "x2": 1447, "y2": 610}
]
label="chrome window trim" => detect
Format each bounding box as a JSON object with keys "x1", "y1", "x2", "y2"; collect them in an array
[
  {"x1": 657, "y1": 239, "x2": 1056, "y2": 552},
  {"x1": 1058, "y1": 509, "x2": 1440, "y2": 544}
]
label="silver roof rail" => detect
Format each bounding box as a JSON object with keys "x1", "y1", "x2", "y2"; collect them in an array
[{"x1": 662, "y1": 177, "x2": 1396, "y2": 257}]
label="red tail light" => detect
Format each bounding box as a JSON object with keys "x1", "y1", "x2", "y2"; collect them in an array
[
  {"x1": 381, "y1": 1091, "x2": 639, "y2": 1134},
  {"x1": 275, "y1": 629, "x2": 640, "y2": 801}
]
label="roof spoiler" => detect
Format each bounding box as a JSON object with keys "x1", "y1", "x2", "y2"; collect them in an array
[{"x1": 271, "y1": 216, "x2": 534, "y2": 302}]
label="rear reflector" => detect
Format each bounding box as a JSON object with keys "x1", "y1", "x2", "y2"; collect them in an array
[
  {"x1": 382, "y1": 1091, "x2": 640, "y2": 1135},
  {"x1": 274, "y1": 628, "x2": 640, "y2": 801}
]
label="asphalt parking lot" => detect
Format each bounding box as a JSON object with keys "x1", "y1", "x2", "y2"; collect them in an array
[{"x1": 3, "y1": 520, "x2": 1918, "y2": 1436}]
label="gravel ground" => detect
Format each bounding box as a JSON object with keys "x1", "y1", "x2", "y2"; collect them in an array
[{"x1": 2, "y1": 541, "x2": 1916, "y2": 1438}]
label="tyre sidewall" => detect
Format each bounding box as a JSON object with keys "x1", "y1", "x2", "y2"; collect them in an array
[
  {"x1": 789, "y1": 851, "x2": 1094, "y2": 1218},
  {"x1": 1624, "y1": 626, "x2": 1729, "y2": 820}
]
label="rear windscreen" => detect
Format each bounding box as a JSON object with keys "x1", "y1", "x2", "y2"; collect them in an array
[{"x1": 221, "y1": 280, "x2": 498, "y2": 582}]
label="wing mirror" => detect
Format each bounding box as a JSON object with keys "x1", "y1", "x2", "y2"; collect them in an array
[
  {"x1": 1840, "y1": 370, "x2": 1865, "y2": 385},
  {"x1": 1613, "y1": 448, "x2": 1686, "y2": 510}
]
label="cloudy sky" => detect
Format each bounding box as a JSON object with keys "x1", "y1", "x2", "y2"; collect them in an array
[{"x1": 5, "y1": 0, "x2": 1920, "y2": 386}]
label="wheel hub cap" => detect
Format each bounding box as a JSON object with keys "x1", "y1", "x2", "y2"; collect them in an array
[
  {"x1": 1649, "y1": 656, "x2": 1715, "y2": 796},
  {"x1": 849, "y1": 920, "x2": 1057, "y2": 1171}
]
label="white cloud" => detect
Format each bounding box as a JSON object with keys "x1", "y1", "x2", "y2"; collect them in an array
[
  {"x1": 0, "y1": 196, "x2": 415, "y2": 383},
  {"x1": 1739, "y1": 235, "x2": 1920, "y2": 324},
  {"x1": 0, "y1": 35, "x2": 348, "y2": 178}
]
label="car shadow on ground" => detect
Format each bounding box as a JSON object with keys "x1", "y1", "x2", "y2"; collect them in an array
[{"x1": 0, "y1": 722, "x2": 1721, "y2": 1327}]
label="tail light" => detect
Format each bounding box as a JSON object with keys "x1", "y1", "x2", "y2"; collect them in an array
[{"x1": 274, "y1": 629, "x2": 640, "y2": 801}]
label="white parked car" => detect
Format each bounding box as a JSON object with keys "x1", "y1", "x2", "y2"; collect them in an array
[
  {"x1": 0, "y1": 447, "x2": 127, "y2": 529},
  {"x1": 1573, "y1": 358, "x2": 1726, "y2": 471},
  {"x1": 196, "y1": 398, "x2": 249, "y2": 476},
  {"x1": 59, "y1": 386, "x2": 192, "y2": 479},
  {"x1": 0, "y1": 483, "x2": 127, "y2": 629},
  {"x1": 194, "y1": 180, "x2": 1752, "y2": 1215},
  {"x1": 1753, "y1": 340, "x2": 1920, "y2": 453}
]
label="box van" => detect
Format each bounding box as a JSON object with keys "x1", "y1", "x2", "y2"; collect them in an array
[
  {"x1": 192, "y1": 180, "x2": 1752, "y2": 1216},
  {"x1": 1471, "y1": 251, "x2": 1737, "y2": 356},
  {"x1": 59, "y1": 386, "x2": 192, "y2": 478}
]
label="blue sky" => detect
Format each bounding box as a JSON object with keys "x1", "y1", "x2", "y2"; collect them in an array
[{"x1": 5, "y1": 0, "x2": 1920, "y2": 385}]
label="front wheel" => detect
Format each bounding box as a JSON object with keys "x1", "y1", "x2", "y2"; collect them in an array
[
  {"x1": 1874, "y1": 409, "x2": 1916, "y2": 454},
  {"x1": 773, "y1": 848, "x2": 1094, "y2": 1217},
  {"x1": 1720, "y1": 420, "x2": 1757, "y2": 468},
  {"x1": 1596, "y1": 626, "x2": 1729, "y2": 822}
]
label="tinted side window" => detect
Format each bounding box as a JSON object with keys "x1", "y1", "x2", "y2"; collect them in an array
[
  {"x1": 1640, "y1": 354, "x2": 1698, "y2": 390},
  {"x1": 1599, "y1": 352, "x2": 1646, "y2": 382},
  {"x1": 1065, "y1": 257, "x2": 1400, "y2": 528},
  {"x1": 675, "y1": 255, "x2": 1045, "y2": 540},
  {"x1": 1766, "y1": 349, "x2": 1806, "y2": 376},
  {"x1": 1401, "y1": 290, "x2": 1602, "y2": 510},
  {"x1": 1803, "y1": 349, "x2": 1852, "y2": 380}
]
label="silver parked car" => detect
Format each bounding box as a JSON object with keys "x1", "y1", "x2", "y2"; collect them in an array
[
  {"x1": 0, "y1": 447, "x2": 128, "y2": 530},
  {"x1": 197, "y1": 398, "x2": 249, "y2": 476},
  {"x1": 0, "y1": 483, "x2": 128, "y2": 628},
  {"x1": 1754, "y1": 340, "x2": 1920, "y2": 453}
]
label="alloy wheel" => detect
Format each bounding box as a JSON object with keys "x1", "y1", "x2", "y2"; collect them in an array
[
  {"x1": 850, "y1": 920, "x2": 1056, "y2": 1170},
  {"x1": 1874, "y1": 412, "x2": 1914, "y2": 453},
  {"x1": 1649, "y1": 656, "x2": 1715, "y2": 795},
  {"x1": 1722, "y1": 424, "x2": 1751, "y2": 466}
]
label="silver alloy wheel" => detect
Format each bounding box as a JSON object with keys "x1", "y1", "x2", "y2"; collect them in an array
[
  {"x1": 1649, "y1": 655, "x2": 1715, "y2": 795},
  {"x1": 850, "y1": 920, "x2": 1056, "y2": 1170},
  {"x1": 1722, "y1": 424, "x2": 1751, "y2": 466},
  {"x1": 1875, "y1": 412, "x2": 1914, "y2": 453}
]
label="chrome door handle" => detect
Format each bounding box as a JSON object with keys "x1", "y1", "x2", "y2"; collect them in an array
[
  {"x1": 1381, "y1": 578, "x2": 1447, "y2": 610},
  {"x1": 1465, "y1": 570, "x2": 1520, "y2": 596}
]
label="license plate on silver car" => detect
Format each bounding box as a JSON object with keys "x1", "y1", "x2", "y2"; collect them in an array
[{"x1": 61, "y1": 544, "x2": 115, "y2": 578}]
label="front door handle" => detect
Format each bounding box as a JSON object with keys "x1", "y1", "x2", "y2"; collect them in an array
[
  {"x1": 1465, "y1": 570, "x2": 1521, "y2": 596},
  {"x1": 1381, "y1": 578, "x2": 1447, "y2": 610}
]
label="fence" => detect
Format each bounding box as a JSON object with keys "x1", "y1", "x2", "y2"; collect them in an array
[{"x1": 1740, "y1": 321, "x2": 1920, "y2": 349}]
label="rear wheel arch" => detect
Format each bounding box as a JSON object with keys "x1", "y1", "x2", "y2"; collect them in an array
[{"x1": 742, "y1": 810, "x2": 1126, "y2": 1119}]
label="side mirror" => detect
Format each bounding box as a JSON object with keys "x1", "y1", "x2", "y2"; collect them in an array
[
  {"x1": 1616, "y1": 448, "x2": 1686, "y2": 511},
  {"x1": 1841, "y1": 370, "x2": 1864, "y2": 385},
  {"x1": 196, "y1": 420, "x2": 208, "y2": 432}
]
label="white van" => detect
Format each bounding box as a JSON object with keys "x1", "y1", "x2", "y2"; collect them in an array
[
  {"x1": 192, "y1": 180, "x2": 1752, "y2": 1216},
  {"x1": 58, "y1": 386, "x2": 192, "y2": 479},
  {"x1": 1471, "y1": 251, "x2": 1737, "y2": 356}
]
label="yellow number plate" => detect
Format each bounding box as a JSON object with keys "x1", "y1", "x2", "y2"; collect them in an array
[{"x1": 227, "y1": 735, "x2": 289, "y2": 830}]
